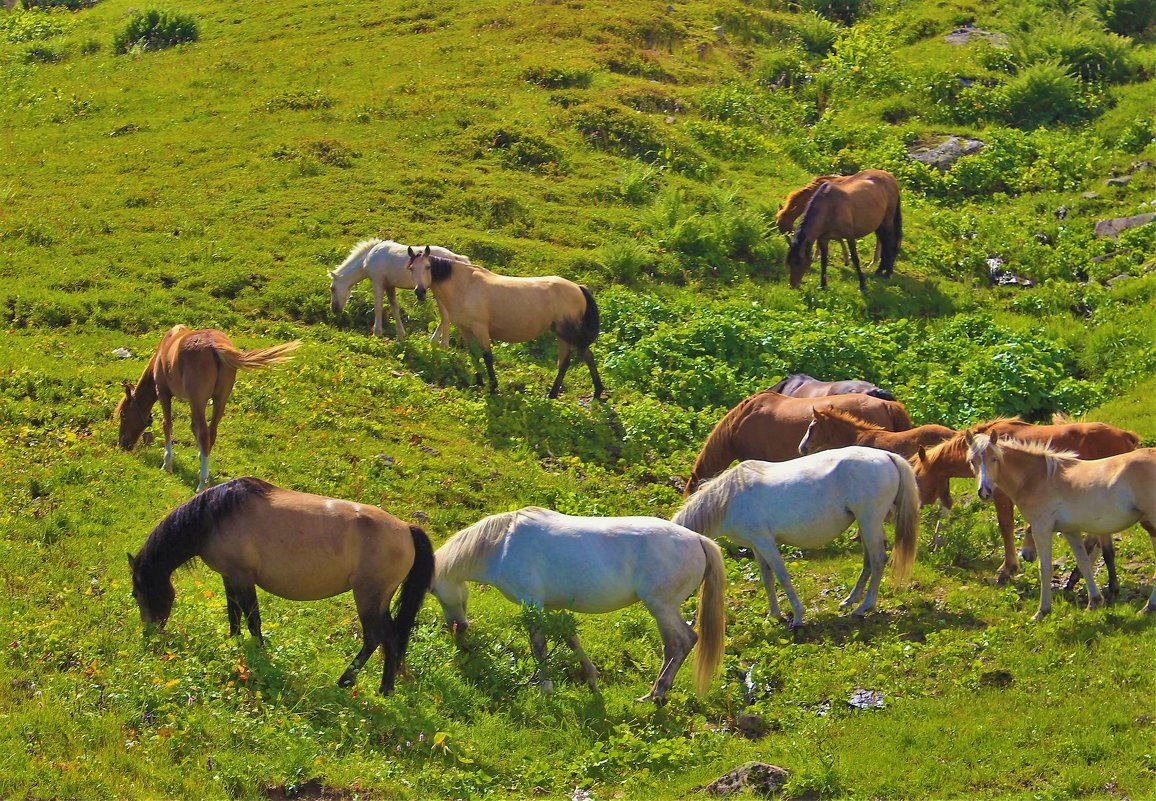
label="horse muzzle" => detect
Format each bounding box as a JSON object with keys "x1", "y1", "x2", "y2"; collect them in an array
[
  {"x1": 330, "y1": 300, "x2": 341, "y2": 314},
  {"x1": 415, "y1": 287, "x2": 427, "y2": 302},
  {"x1": 977, "y1": 486, "x2": 993, "y2": 501}
]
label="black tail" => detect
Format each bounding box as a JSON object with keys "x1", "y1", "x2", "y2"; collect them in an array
[
  {"x1": 568, "y1": 286, "x2": 600, "y2": 350},
  {"x1": 893, "y1": 197, "x2": 903, "y2": 247},
  {"x1": 393, "y1": 525, "x2": 434, "y2": 665}
]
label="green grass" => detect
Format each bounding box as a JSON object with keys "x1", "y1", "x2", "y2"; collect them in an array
[{"x1": 2, "y1": 0, "x2": 1156, "y2": 797}]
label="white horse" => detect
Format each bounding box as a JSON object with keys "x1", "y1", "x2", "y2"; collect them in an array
[
  {"x1": 673, "y1": 446, "x2": 919, "y2": 628},
  {"x1": 328, "y1": 239, "x2": 469, "y2": 342},
  {"x1": 431, "y1": 507, "x2": 726, "y2": 705}
]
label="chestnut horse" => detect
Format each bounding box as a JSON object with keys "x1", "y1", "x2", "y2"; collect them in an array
[
  {"x1": 785, "y1": 169, "x2": 901, "y2": 292},
  {"x1": 406, "y1": 247, "x2": 602, "y2": 399},
  {"x1": 913, "y1": 418, "x2": 1141, "y2": 584},
  {"x1": 963, "y1": 432, "x2": 1156, "y2": 619},
  {"x1": 684, "y1": 390, "x2": 912, "y2": 496},
  {"x1": 116, "y1": 325, "x2": 300, "y2": 491},
  {"x1": 128, "y1": 477, "x2": 434, "y2": 694},
  {"x1": 328, "y1": 238, "x2": 470, "y2": 342},
  {"x1": 776, "y1": 175, "x2": 880, "y2": 267},
  {"x1": 766, "y1": 372, "x2": 896, "y2": 401}
]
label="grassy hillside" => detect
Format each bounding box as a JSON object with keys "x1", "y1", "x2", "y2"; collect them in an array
[{"x1": 2, "y1": 0, "x2": 1155, "y2": 797}]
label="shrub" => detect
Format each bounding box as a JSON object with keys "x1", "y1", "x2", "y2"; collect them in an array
[
  {"x1": 755, "y1": 47, "x2": 809, "y2": 88},
  {"x1": 795, "y1": 12, "x2": 841, "y2": 55},
  {"x1": 261, "y1": 89, "x2": 336, "y2": 112},
  {"x1": 1091, "y1": 0, "x2": 1156, "y2": 38},
  {"x1": 1117, "y1": 115, "x2": 1155, "y2": 152},
  {"x1": 0, "y1": 8, "x2": 70, "y2": 43},
  {"x1": 23, "y1": 0, "x2": 97, "y2": 8},
  {"x1": 598, "y1": 239, "x2": 653, "y2": 283},
  {"x1": 521, "y1": 65, "x2": 592, "y2": 89},
  {"x1": 475, "y1": 127, "x2": 564, "y2": 173},
  {"x1": 997, "y1": 60, "x2": 1090, "y2": 127},
  {"x1": 573, "y1": 104, "x2": 712, "y2": 177},
  {"x1": 615, "y1": 160, "x2": 661, "y2": 205},
  {"x1": 113, "y1": 9, "x2": 198, "y2": 54},
  {"x1": 1009, "y1": 25, "x2": 1139, "y2": 84},
  {"x1": 798, "y1": 0, "x2": 866, "y2": 25}
]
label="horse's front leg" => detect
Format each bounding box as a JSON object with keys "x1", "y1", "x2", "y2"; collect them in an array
[
  {"x1": 755, "y1": 553, "x2": 782, "y2": 621},
  {"x1": 1061, "y1": 531, "x2": 1103, "y2": 610},
  {"x1": 818, "y1": 241, "x2": 830, "y2": 290},
  {"x1": 158, "y1": 393, "x2": 174, "y2": 473},
  {"x1": 1031, "y1": 523, "x2": 1055, "y2": 620},
  {"x1": 476, "y1": 334, "x2": 498, "y2": 394},
  {"x1": 529, "y1": 624, "x2": 552, "y2": 694},
  {"x1": 1142, "y1": 521, "x2": 1156, "y2": 614},
  {"x1": 848, "y1": 523, "x2": 886, "y2": 617},
  {"x1": 566, "y1": 633, "x2": 600, "y2": 693},
  {"x1": 846, "y1": 238, "x2": 866, "y2": 293},
  {"x1": 430, "y1": 298, "x2": 450, "y2": 346},
  {"x1": 223, "y1": 580, "x2": 263, "y2": 643},
  {"x1": 371, "y1": 281, "x2": 386, "y2": 338},
  {"x1": 756, "y1": 541, "x2": 804, "y2": 628},
  {"x1": 386, "y1": 286, "x2": 405, "y2": 340},
  {"x1": 996, "y1": 490, "x2": 1020, "y2": 583}
]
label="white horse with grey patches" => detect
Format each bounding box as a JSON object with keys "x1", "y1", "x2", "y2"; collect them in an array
[
  {"x1": 673, "y1": 446, "x2": 919, "y2": 628},
  {"x1": 431, "y1": 507, "x2": 725, "y2": 705},
  {"x1": 328, "y1": 239, "x2": 469, "y2": 342}
]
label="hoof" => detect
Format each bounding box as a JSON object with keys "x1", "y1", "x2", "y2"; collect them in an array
[
  {"x1": 1031, "y1": 609, "x2": 1050, "y2": 622},
  {"x1": 337, "y1": 673, "x2": 356, "y2": 688},
  {"x1": 1087, "y1": 595, "x2": 1105, "y2": 611},
  {"x1": 1140, "y1": 604, "x2": 1156, "y2": 615},
  {"x1": 539, "y1": 680, "x2": 554, "y2": 694}
]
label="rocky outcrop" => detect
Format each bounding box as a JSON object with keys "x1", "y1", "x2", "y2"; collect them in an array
[
  {"x1": 701, "y1": 762, "x2": 789, "y2": 798},
  {"x1": 907, "y1": 136, "x2": 984, "y2": 171},
  {"x1": 1093, "y1": 213, "x2": 1155, "y2": 241}
]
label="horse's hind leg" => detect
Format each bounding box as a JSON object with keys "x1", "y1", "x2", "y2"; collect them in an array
[
  {"x1": 202, "y1": 373, "x2": 235, "y2": 493},
  {"x1": 548, "y1": 341, "x2": 572, "y2": 399},
  {"x1": 1063, "y1": 535, "x2": 1109, "y2": 594},
  {"x1": 840, "y1": 548, "x2": 871, "y2": 611},
  {"x1": 339, "y1": 597, "x2": 383, "y2": 689},
  {"x1": 580, "y1": 348, "x2": 604, "y2": 400},
  {"x1": 1140, "y1": 521, "x2": 1156, "y2": 614},
  {"x1": 848, "y1": 523, "x2": 887, "y2": 617},
  {"x1": 818, "y1": 240, "x2": 830, "y2": 290},
  {"x1": 385, "y1": 286, "x2": 405, "y2": 340},
  {"x1": 639, "y1": 605, "x2": 696, "y2": 705},
  {"x1": 756, "y1": 542, "x2": 805, "y2": 627},
  {"x1": 755, "y1": 553, "x2": 782, "y2": 621},
  {"x1": 224, "y1": 580, "x2": 262, "y2": 642},
  {"x1": 159, "y1": 392, "x2": 174, "y2": 472},
  {"x1": 377, "y1": 610, "x2": 400, "y2": 695},
  {"x1": 529, "y1": 624, "x2": 553, "y2": 694},
  {"x1": 1061, "y1": 530, "x2": 1103, "y2": 610}
]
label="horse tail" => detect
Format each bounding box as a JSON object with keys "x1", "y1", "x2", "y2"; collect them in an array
[
  {"x1": 892, "y1": 195, "x2": 903, "y2": 246},
  {"x1": 572, "y1": 286, "x2": 601, "y2": 350},
  {"x1": 866, "y1": 387, "x2": 896, "y2": 402},
  {"x1": 885, "y1": 452, "x2": 919, "y2": 583},
  {"x1": 393, "y1": 525, "x2": 435, "y2": 666},
  {"x1": 693, "y1": 535, "x2": 726, "y2": 695},
  {"x1": 765, "y1": 376, "x2": 790, "y2": 394},
  {"x1": 216, "y1": 340, "x2": 301, "y2": 371},
  {"x1": 887, "y1": 401, "x2": 913, "y2": 431}
]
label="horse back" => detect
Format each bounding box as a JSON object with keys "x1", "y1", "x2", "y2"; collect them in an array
[
  {"x1": 476, "y1": 273, "x2": 588, "y2": 344},
  {"x1": 154, "y1": 327, "x2": 231, "y2": 400},
  {"x1": 990, "y1": 420, "x2": 1138, "y2": 459}
]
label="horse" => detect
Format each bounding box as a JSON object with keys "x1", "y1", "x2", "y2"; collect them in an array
[
  {"x1": 116, "y1": 325, "x2": 300, "y2": 492},
  {"x1": 684, "y1": 390, "x2": 912, "y2": 496},
  {"x1": 766, "y1": 372, "x2": 896, "y2": 401},
  {"x1": 430, "y1": 507, "x2": 725, "y2": 705},
  {"x1": 328, "y1": 238, "x2": 470, "y2": 343},
  {"x1": 127, "y1": 477, "x2": 434, "y2": 694},
  {"x1": 963, "y1": 432, "x2": 1156, "y2": 619},
  {"x1": 674, "y1": 447, "x2": 918, "y2": 628},
  {"x1": 913, "y1": 418, "x2": 1141, "y2": 584},
  {"x1": 785, "y1": 169, "x2": 901, "y2": 292},
  {"x1": 405, "y1": 247, "x2": 603, "y2": 399},
  {"x1": 776, "y1": 175, "x2": 880, "y2": 268}
]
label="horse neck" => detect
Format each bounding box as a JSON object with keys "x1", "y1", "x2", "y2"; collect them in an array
[
  {"x1": 333, "y1": 241, "x2": 378, "y2": 286},
  {"x1": 131, "y1": 359, "x2": 159, "y2": 411},
  {"x1": 989, "y1": 446, "x2": 1042, "y2": 498}
]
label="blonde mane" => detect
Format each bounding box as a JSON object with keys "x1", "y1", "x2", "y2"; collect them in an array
[
  {"x1": 332, "y1": 238, "x2": 382, "y2": 279},
  {"x1": 436, "y1": 508, "x2": 548, "y2": 581},
  {"x1": 818, "y1": 406, "x2": 887, "y2": 432},
  {"x1": 970, "y1": 433, "x2": 1079, "y2": 479},
  {"x1": 776, "y1": 175, "x2": 841, "y2": 226},
  {"x1": 672, "y1": 461, "x2": 749, "y2": 536}
]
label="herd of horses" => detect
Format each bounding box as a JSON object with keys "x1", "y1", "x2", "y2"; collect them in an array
[{"x1": 115, "y1": 167, "x2": 1152, "y2": 703}]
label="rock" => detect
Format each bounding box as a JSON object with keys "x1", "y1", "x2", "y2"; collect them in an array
[
  {"x1": 1081, "y1": 191, "x2": 1099, "y2": 200},
  {"x1": 1054, "y1": 206, "x2": 1068, "y2": 220},
  {"x1": 848, "y1": 688, "x2": 885, "y2": 709},
  {"x1": 907, "y1": 136, "x2": 984, "y2": 171},
  {"x1": 1107, "y1": 273, "x2": 1135, "y2": 285},
  {"x1": 1093, "y1": 212, "x2": 1155, "y2": 241},
  {"x1": 1035, "y1": 232, "x2": 1052, "y2": 245},
  {"x1": 1132, "y1": 160, "x2": 1152, "y2": 172},
  {"x1": 988, "y1": 257, "x2": 1034, "y2": 287},
  {"x1": 734, "y1": 713, "x2": 771, "y2": 740},
  {"x1": 112, "y1": 347, "x2": 134, "y2": 359},
  {"x1": 701, "y1": 762, "x2": 790, "y2": 798},
  {"x1": 1106, "y1": 175, "x2": 1132, "y2": 187},
  {"x1": 943, "y1": 24, "x2": 1007, "y2": 47},
  {"x1": 412, "y1": 510, "x2": 429, "y2": 522}
]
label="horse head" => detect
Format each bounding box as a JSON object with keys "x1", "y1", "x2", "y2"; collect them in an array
[
  {"x1": 912, "y1": 444, "x2": 949, "y2": 508},
  {"x1": 406, "y1": 245, "x2": 432, "y2": 302},
  {"x1": 115, "y1": 382, "x2": 153, "y2": 450},
  {"x1": 963, "y1": 430, "x2": 999, "y2": 501},
  {"x1": 328, "y1": 269, "x2": 353, "y2": 315},
  {"x1": 127, "y1": 552, "x2": 175, "y2": 629},
  {"x1": 430, "y1": 571, "x2": 470, "y2": 635},
  {"x1": 785, "y1": 236, "x2": 813, "y2": 289}
]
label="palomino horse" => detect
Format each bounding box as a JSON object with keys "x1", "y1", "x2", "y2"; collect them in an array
[
  {"x1": 430, "y1": 507, "x2": 725, "y2": 705},
  {"x1": 116, "y1": 326, "x2": 300, "y2": 491},
  {"x1": 674, "y1": 447, "x2": 918, "y2": 627},
  {"x1": 406, "y1": 247, "x2": 603, "y2": 399},
  {"x1": 963, "y1": 432, "x2": 1156, "y2": 619},
  {"x1": 776, "y1": 175, "x2": 880, "y2": 267},
  {"x1": 766, "y1": 372, "x2": 896, "y2": 401},
  {"x1": 328, "y1": 238, "x2": 470, "y2": 343},
  {"x1": 128, "y1": 477, "x2": 434, "y2": 694},
  {"x1": 684, "y1": 390, "x2": 912, "y2": 496},
  {"x1": 785, "y1": 169, "x2": 901, "y2": 292},
  {"x1": 913, "y1": 418, "x2": 1140, "y2": 584}
]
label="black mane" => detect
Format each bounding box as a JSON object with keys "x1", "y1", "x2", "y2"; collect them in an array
[
  {"x1": 427, "y1": 255, "x2": 456, "y2": 284},
  {"x1": 135, "y1": 477, "x2": 274, "y2": 580}
]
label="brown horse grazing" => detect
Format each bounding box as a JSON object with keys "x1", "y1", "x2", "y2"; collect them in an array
[
  {"x1": 116, "y1": 326, "x2": 300, "y2": 492},
  {"x1": 684, "y1": 390, "x2": 912, "y2": 496},
  {"x1": 776, "y1": 175, "x2": 880, "y2": 267},
  {"x1": 128, "y1": 477, "x2": 434, "y2": 694},
  {"x1": 785, "y1": 169, "x2": 901, "y2": 292},
  {"x1": 913, "y1": 418, "x2": 1141, "y2": 584},
  {"x1": 799, "y1": 407, "x2": 954, "y2": 494},
  {"x1": 766, "y1": 372, "x2": 896, "y2": 401},
  {"x1": 406, "y1": 247, "x2": 603, "y2": 399},
  {"x1": 963, "y1": 433, "x2": 1156, "y2": 619}
]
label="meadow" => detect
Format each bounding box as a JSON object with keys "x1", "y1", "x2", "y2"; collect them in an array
[{"x1": 1, "y1": 0, "x2": 1155, "y2": 797}]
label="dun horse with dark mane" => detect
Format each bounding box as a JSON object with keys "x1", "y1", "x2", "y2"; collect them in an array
[
  {"x1": 785, "y1": 169, "x2": 901, "y2": 292},
  {"x1": 116, "y1": 325, "x2": 300, "y2": 491}
]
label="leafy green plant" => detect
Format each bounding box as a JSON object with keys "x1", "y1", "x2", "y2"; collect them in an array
[
  {"x1": 795, "y1": 11, "x2": 841, "y2": 55},
  {"x1": 475, "y1": 126, "x2": 564, "y2": 173},
  {"x1": 521, "y1": 64, "x2": 592, "y2": 89},
  {"x1": 1009, "y1": 24, "x2": 1139, "y2": 84},
  {"x1": 0, "y1": 8, "x2": 70, "y2": 43},
  {"x1": 1091, "y1": 0, "x2": 1156, "y2": 37},
  {"x1": 998, "y1": 60, "x2": 1091, "y2": 127},
  {"x1": 113, "y1": 9, "x2": 198, "y2": 54}
]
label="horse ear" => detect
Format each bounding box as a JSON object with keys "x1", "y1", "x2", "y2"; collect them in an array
[
  {"x1": 328, "y1": 269, "x2": 336, "y2": 278},
  {"x1": 989, "y1": 431, "x2": 999, "y2": 446},
  {"x1": 423, "y1": 245, "x2": 430, "y2": 256},
  {"x1": 407, "y1": 246, "x2": 415, "y2": 257},
  {"x1": 126, "y1": 552, "x2": 136, "y2": 570},
  {"x1": 122, "y1": 381, "x2": 133, "y2": 400}
]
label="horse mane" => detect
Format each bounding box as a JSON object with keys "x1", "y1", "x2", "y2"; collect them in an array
[
  {"x1": 776, "y1": 177, "x2": 840, "y2": 226},
  {"x1": 918, "y1": 433, "x2": 967, "y2": 471},
  {"x1": 673, "y1": 462, "x2": 749, "y2": 537},
  {"x1": 437, "y1": 508, "x2": 544, "y2": 582},
  {"x1": 970, "y1": 434, "x2": 1079, "y2": 478},
  {"x1": 819, "y1": 406, "x2": 887, "y2": 432},
  {"x1": 426, "y1": 254, "x2": 464, "y2": 284},
  {"x1": 136, "y1": 477, "x2": 275, "y2": 580},
  {"x1": 333, "y1": 238, "x2": 382, "y2": 278}
]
